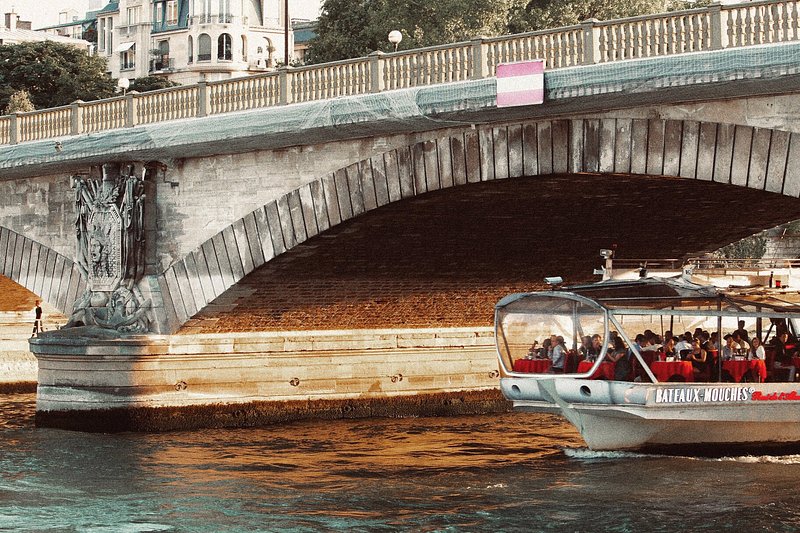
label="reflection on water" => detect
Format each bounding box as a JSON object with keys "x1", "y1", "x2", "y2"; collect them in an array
[{"x1": 1, "y1": 393, "x2": 800, "y2": 531}]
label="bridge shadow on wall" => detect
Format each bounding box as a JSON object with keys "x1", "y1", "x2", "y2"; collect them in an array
[{"x1": 179, "y1": 173, "x2": 800, "y2": 333}]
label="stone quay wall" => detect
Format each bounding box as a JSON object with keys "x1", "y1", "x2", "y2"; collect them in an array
[{"x1": 31, "y1": 327, "x2": 505, "y2": 431}]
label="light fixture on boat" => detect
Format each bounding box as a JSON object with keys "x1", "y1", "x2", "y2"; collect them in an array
[
  {"x1": 600, "y1": 249, "x2": 614, "y2": 259},
  {"x1": 544, "y1": 276, "x2": 563, "y2": 285}
]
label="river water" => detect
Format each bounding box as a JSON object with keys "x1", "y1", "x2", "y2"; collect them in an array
[{"x1": 1, "y1": 393, "x2": 800, "y2": 532}]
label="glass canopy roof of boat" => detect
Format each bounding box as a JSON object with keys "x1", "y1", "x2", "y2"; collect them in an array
[{"x1": 495, "y1": 277, "x2": 800, "y2": 318}]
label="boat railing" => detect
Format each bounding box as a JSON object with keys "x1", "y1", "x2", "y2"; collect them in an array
[
  {"x1": 686, "y1": 257, "x2": 800, "y2": 270},
  {"x1": 604, "y1": 258, "x2": 800, "y2": 271}
]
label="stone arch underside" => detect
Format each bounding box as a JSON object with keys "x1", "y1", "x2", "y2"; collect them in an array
[
  {"x1": 158, "y1": 117, "x2": 800, "y2": 333},
  {"x1": 0, "y1": 227, "x2": 83, "y2": 315}
]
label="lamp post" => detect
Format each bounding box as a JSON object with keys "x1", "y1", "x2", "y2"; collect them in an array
[
  {"x1": 284, "y1": 0, "x2": 290, "y2": 65},
  {"x1": 117, "y1": 77, "x2": 130, "y2": 95},
  {"x1": 388, "y1": 30, "x2": 402, "y2": 52}
]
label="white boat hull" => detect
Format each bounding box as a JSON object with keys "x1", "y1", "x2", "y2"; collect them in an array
[{"x1": 502, "y1": 377, "x2": 800, "y2": 453}]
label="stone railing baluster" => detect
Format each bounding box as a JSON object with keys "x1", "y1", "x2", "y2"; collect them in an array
[
  {"x1": 71, "y1": 101, "x2": 83, "y2": 136},
  {"x1": 582, "y1": 19, "x2": 601, "y2": 64}
]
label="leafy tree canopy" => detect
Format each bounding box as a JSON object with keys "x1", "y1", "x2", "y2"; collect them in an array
[
  {"x1": 0, "y1": 41, "x2": 116, "y2": 112},
  {"x1": 307, "y1": 0, "x2": 711, "y2": 63},
  {"x1": 306, "y1": 0, "x2": 522, "y2": 64},
  {"x1": 4, "y1": 90, "x2": 35, "y2": 114},
  {"x1": 128, "y1": 76, "x2": 180, "y2": 93}
]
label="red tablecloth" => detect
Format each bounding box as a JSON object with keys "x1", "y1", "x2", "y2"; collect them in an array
[
  {"x1": 577, "y1": 360, "x2": 616, "y2": 380},
  {"x1": 651, "y1": 361, "x2": 694, "y2": 382},
  {"x1": 513, "y1": 358, "x2": 552, "y2": 373},
  {"x1": 723, "y1": 359, "x2": 767, "y2": 382}
]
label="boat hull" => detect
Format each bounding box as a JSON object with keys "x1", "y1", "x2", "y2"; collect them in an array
[{"x1": 502, "y1": 377, "x2": 800, "y2": 454}]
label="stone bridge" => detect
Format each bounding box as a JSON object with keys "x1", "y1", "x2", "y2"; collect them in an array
[{"x1": 4, "y1": 1, "x2": 800, "y2": 427}]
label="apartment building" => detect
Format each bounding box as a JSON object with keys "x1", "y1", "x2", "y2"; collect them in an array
[
  {"x1": 2, "y1": 11, "x2": 93, "y2": 50},
  {"x1": 93, "y1": 0, "x2": 292, "y2": 84}
]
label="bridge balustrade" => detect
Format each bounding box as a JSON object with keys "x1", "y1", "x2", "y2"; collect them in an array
[
  {"x1": 137, "y1": 85, "x2": 200, "y2": 123},
  {"x1": 2, "y1": 0, "x2": 800, "y2": 146},
  {"x1": 81, "y1": 98, "x2": 127, "y2": 133},
  {"x1": 18, "y1": 106, "x2": 72, "y2": 142},
  {"x1": 485, "y1": 26, "x2": 585, "y2": 70},
  {"x1": 290, "y1": 57, "x2": 372, "y2": 102},
  {"x1": 726, "y1": 0, "x2": 800, "y2": 46}
]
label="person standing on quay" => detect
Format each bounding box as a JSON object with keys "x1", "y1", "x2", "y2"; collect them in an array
[{"x1": 31, "y1": 300, "x2": 43, "y2": 338}]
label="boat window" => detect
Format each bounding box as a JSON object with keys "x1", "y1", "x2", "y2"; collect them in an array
[{"x1": 496, "y1": 295, "x2": 604, "y2": 373}]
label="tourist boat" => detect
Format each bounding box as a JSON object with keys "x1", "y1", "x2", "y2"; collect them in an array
[{"x1": 495, "y1": 276, "x2": 800, "y2": 454}]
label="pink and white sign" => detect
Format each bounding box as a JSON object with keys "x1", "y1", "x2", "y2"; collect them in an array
[{"x1": 496, "y1": 60, "x2": 544, "y2": 107}]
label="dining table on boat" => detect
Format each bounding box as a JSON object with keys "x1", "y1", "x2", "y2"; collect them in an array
[
  {"x1": 513, "y1": 358, "x2": 551, "y2": 373},
  {"x1": 650, "y1": 360, "x2": 695, "y2": 382},
  {"x1": 577, "y1": 360, "x2": 616, "y2": 380},
  {"x1": 722, "y1": 358, "x2": 767, "y2": 382}
]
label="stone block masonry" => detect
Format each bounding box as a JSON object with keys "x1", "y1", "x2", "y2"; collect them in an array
[{"x1": 181, "y1": 174, "x2": 800, "y2": 334}]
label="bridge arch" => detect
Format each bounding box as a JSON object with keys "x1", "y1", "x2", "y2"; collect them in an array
[
  {"x1": 158, "y1": 117, "x2": 800, "y2": 331},
  {"x1": 0, "y1": 227, "x2": 83, "y2": 315}
]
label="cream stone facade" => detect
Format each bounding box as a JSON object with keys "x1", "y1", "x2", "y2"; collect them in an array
[{"x1": 98, "y1": 0, "x2": 292, "y2": 84}]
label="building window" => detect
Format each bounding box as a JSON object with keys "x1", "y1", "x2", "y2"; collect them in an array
[
  {"x1": 218, "y1": 0, "x2": 231, "y2": 23},
  {"x1": 166, "y1": 0, "x2": 178, "y2": 25},
  {"x1": 120, "y1": 44, "x2": 135, "y2": 70},
  {"x1": 156, "y1": 40, "x2": 170, "y2": 70},
  {"x1": 241, "y1": 35, "x2": 247, "y2": 61},
  {"x1": 188, "y1": 35, "x2": 193, "y2": 64},
  {"x1": 98, "y1": 19, "x2": 105, "y2": 51},
  {"x1": 199, "y1": 0, "x2": 212, "y2": 23},
  {"x1": 218, "y1": 33, "x2": 232, "y2": 60},
  {"x1": 106, "y1": 18, "x2": 113, "y2": 54},
  {"x1": 127, "y1": 7, "x2": 140, "y2": 26},
  {"x1": 198, "y1": 33, "x2": 211, "y2": 61},
  {"x1": 154, "y1": 2, "x2": 164, "y2": 26}
]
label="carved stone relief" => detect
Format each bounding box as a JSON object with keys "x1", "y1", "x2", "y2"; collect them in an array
[{"x1": 65, "y1": 162, "x2": 151, "y2": 333}]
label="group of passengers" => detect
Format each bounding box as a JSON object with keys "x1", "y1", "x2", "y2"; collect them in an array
[{"x1": 527, "y1": 319, "x2": 798, "y2": 381}]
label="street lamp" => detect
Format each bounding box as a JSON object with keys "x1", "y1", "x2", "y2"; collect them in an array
[
  {"x1": 388, "y1": 30, "x2": 402, "y2": 52},
  {"x1": 284, "y1": 0, "x2": 290, "y2": 65},
  {"x1": 117, "y1": 77, "x2": 130, "y2": 95}
]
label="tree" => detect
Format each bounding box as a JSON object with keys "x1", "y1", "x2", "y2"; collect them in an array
[
  {"x1": 3, "y1": 90, "x2": 35, "y2": 114},
  {"x1": 507, "y1": 0, "x2": 711, "y2": 33},
  {"x1": 306, "y1": 0, "x2": 523, "y2": 64},
  {"x1": 0, "y1": 41, "x2": 116, "y2": 112},
  {"x1": 307, "y1": 0, "x2": 710, "y2": 63},
  {"x1": 128, "y1": 76, "x2": 180, "y2": 93}
]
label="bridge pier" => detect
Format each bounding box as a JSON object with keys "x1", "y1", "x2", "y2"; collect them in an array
[{"x1": 30, "y1": 327, "x2": 505, "y2": 431}]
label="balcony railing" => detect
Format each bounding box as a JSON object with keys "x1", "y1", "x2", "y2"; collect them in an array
[
  {"x1": 150, "y1": 57, "x2": 175, "y2": 72},
  {"x1": 3, "y1": 0, "x2": 800, "y2": 146},
  {"x1": 190, "y1": 14, "x2": 243, "y2": 25}
]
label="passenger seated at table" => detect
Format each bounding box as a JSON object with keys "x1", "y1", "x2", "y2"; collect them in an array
[
  {"x1": 732, "y1": 331, "x2": 750, "y2": 354},
  {"x1": 539, "y1": 338, "x2": 551, "y2": 359},
  {"x1": 527, "y1": 341, "x2": 540, "y2": 358},
  {"x1": 585, "y1": 334, "x2": 603, "y2": 361},
  {"x1": 549, "y1": 335, "x2": 566, "y2": 372},
  {"x1": 605, "y1": 337, "x2": 626, "y2": 363},
  {"x1": 675, "y1": 333, "x2": 693, "y2": 358},
  {"x1": 608, "y1": 336, "x2": 632, "y2": 380},
  {"x1": 722, "y1": 334, "x2": 738, "y2": 360},
  {"x1": 772, "y1": 331, "x2": 797, "y2": 381},
  {"x1": 710, "y1": 331, "x2": 720, "y2": 351},
  {"x1": 661, "y1": 336, "x2": 676, "y2": 360},
  {"x1": 642, "y1": 329, "x2": 661, "y2": 351},
  {"x1": 688, "y1": 338, "x2": 708, "y2": 378},
  {"x1": 749, "y1": 337, "x2": 765, "y2": 360},
  {"x1": 579, "y1": 335, "x2": 592, "y2": 360}
]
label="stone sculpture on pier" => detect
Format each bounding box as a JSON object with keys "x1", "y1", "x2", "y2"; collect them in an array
[{"x1": 65, "y1": 162, "x2": 151, "y2": 333}]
